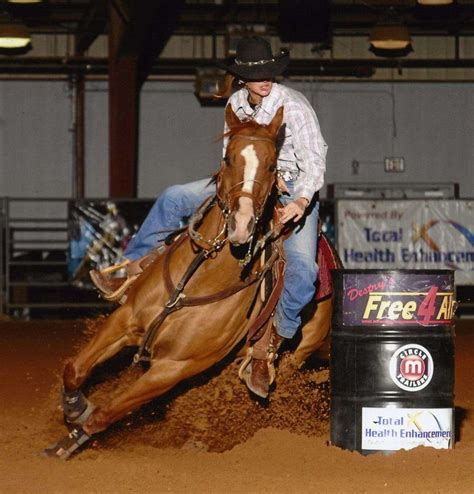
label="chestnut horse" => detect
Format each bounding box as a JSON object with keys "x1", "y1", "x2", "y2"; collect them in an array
[{"x1": 44, "y1": 105, "x2": 335, "y2": 459}]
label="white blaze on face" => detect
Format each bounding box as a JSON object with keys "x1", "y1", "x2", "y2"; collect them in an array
[
  {"x1": 240, "y1": 143, "x2": 259, "y2": 194},
  {"x1": 229, "y1": 143, "x2": 259, "y2": 243}
]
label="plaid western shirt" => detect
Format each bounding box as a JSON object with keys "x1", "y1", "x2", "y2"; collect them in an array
[{"x1": 223, "y1": 82, "x2": 327, "y2": 201}]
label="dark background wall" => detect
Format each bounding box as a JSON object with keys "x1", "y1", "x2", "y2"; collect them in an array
[{"x1": 1, "y1": 80, "x2": 472, "y2": 199}]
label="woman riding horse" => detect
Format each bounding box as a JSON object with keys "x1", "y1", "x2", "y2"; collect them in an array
[
  {"x1": 91, "y1": 36, "x2": 328, "y2": 398},
  {"x1": 45, "y1": 104, "x2": 288, "y2": 460}
]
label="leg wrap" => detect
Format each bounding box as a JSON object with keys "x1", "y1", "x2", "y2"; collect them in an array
[{"x1": 62, "y1": 388, "x2": 95, "y2": 425}]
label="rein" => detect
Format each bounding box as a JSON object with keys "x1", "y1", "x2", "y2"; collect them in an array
[
  {"x1": 133, "y1": 225, "x2": 279, "y2": 364},
  {"x1": 133, "y1": 130, "x2": 281, "y2": 363},
  {"x1": 240, "y1": 218, "x2": 284, "y2": 267},
  {"x1": 187, "y1": 196, "x2": 227, "y2": 252}
]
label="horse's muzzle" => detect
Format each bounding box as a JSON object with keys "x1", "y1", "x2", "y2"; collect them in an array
[{"x1": 227, "y1": 211, "x2": 256, "y2": 245}]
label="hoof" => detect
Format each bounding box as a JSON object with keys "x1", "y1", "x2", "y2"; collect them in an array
[{"x1": 42, "y1": 427, "x2": 91, "y2": 460}]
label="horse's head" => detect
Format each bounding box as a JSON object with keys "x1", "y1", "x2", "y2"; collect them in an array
[{"x1": 218, "y1": 105, "x2": 284, "y2": 245}]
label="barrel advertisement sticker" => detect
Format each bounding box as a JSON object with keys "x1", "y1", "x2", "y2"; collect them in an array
[
  {"x1": 342, "y1": 272, "x2": 455, "y2": 326},
  {"x1": 361, "y1": 407, "x2": 453, "y2": 451},
  {"x1": 389, "y1": 343, "x2": 434, "y2": 392}
]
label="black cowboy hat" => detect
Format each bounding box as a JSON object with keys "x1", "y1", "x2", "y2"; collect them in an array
[{"x1": 222, "y1": 36, "x2": 289, "y2": 81}]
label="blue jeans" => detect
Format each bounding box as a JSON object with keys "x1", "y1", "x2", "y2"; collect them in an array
[
  {"x1": 125, "y1": 178, "x2": 215, "y2": 259},
  {"x1": 125, "y1": 178, "x2": 319, "y2": 339}
]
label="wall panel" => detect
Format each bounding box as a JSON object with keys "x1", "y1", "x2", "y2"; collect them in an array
[{"x1": 0, "y1": 80, "x2": 472, "y2": 200}]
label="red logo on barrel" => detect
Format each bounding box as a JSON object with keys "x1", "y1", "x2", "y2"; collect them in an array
[
  {"x1": 389, "y1": 344, "x2": 434, "y2": 392},
  {"x1": 399, "y1": 355, "x2": 426, "y2": 381}
]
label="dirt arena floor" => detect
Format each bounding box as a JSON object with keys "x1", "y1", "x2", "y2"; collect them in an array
[{"x1": 0, "y1": 316, "x2": 473, "y2": 494}]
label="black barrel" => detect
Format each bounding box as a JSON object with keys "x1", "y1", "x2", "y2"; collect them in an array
[{"x1": 330, "y1": 269, "x2": 455, "y2": 454}]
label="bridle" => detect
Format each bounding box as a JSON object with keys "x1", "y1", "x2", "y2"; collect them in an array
[
  {"x1": 216, "y1": 133, "x2": 277, "y2": 222},
  {"x1": 188, "y1": 132, "x2": 278, "y2": 262}
]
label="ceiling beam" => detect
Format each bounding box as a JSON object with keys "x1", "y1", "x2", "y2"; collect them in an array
[
  {"x1": 107, "y1": 0, "x2": 186, "y2": 85},
  {"x1": 75, "y1": 0, "x2": 108, "y2": 54},
  {"x1": 3, "y1": 56, "x2": 474, "y2": 77},
  {"x1": 173, "y1": 4, "x2": 474, "y2": 37},
  {"x1": 135, "y1": 0, "x2": 186, "y2": 85},
  {"x1": 13, "y1": 2, "x2": 474, "y2": 37}
]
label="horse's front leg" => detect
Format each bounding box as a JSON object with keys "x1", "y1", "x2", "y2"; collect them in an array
[
  {"x1": 82, "y1": 355, "x2": 205, "y2": 435},
  {"x1": 62, "y1": 305, "x2": 139, "y2": 424},
  {"x1": 45, "y1": 355, "x2": 208, "y2": 460}
]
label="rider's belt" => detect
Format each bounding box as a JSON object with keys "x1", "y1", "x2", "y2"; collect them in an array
[{"x1": 277, "y1": 169, "x2": 299, "y2": 182}]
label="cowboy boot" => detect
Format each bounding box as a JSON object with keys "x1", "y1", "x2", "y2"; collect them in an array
[
  {"x1": 89, "y1": 256, "x2": 148, "y2": 303},
  {"x1": 240, "y1": 325, "x2": 285, "y2": 398}
]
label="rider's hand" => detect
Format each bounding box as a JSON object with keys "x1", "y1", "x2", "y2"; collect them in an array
[
  {"x1": 279, "y1": 197, "x2": 309, "y2": 224},
  {"x1": 277, "y1": 176, "x2": 290, "y2": 194}
]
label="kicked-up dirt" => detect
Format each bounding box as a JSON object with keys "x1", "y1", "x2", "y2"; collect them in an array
[{"x1": 0, "y1": 317, "x2": 473, "y2": 493}]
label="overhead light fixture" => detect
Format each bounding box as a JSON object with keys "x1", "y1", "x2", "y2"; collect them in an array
[
  {"x1": 6, "y1": 0, "x2": 43, "y2": 3},
  {"x1": 370, "y1": 24, "x2": 411, "y2": 51},
  {"x1": 0, "y1": 11, "x2": 31, "y2": 49},
  {"x1": 369, "y1": 10, "x2": 412, "y2": 58},
  {"x1": 417, "y1": 0, "x2": 453, "y2": 5}
]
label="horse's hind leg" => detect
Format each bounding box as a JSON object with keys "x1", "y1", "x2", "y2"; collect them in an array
[
  {"x1": 62, "y1": 305, "x2": 139, "y2": 423},
  {"x1": 294, "y1": 296, "x2": 333, "y2": 367}
]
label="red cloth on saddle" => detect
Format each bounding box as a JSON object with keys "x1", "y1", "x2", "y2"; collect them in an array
[{"x1": 315, "y1": 233, "x2": 341, "y2": 301}]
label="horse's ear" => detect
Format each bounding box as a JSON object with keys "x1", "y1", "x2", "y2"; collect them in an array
[
  {"x1": 225, "y1": 104, "x2": 242, "y2": 129},
  {"x1": 267, "y1": 106, "x2": 284, "y2": 139}
]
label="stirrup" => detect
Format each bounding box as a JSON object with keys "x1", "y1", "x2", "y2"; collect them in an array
[
  {"x1": 97, "y1": 259, "x2": 130, "y2": 275},
  {"x1": 238, "y1": 346, "x2": 277, "y2": 385},
  {"x1": 238, "y1": 347, "x2": 253, "y2": 381},
  {"x1": 238, "y1": 348, "x2": 277, "y2": 398},
  {"x1": 99, "y1": 274, "x2": 140, "y2": 302},
  {"x1": 89, "y1": 269, "x2": 140, "y2": 303}
]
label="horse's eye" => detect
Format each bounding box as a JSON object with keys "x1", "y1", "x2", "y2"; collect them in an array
[{"x1": 269, "y1": 165, "x2": 276, "y2": 173}]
